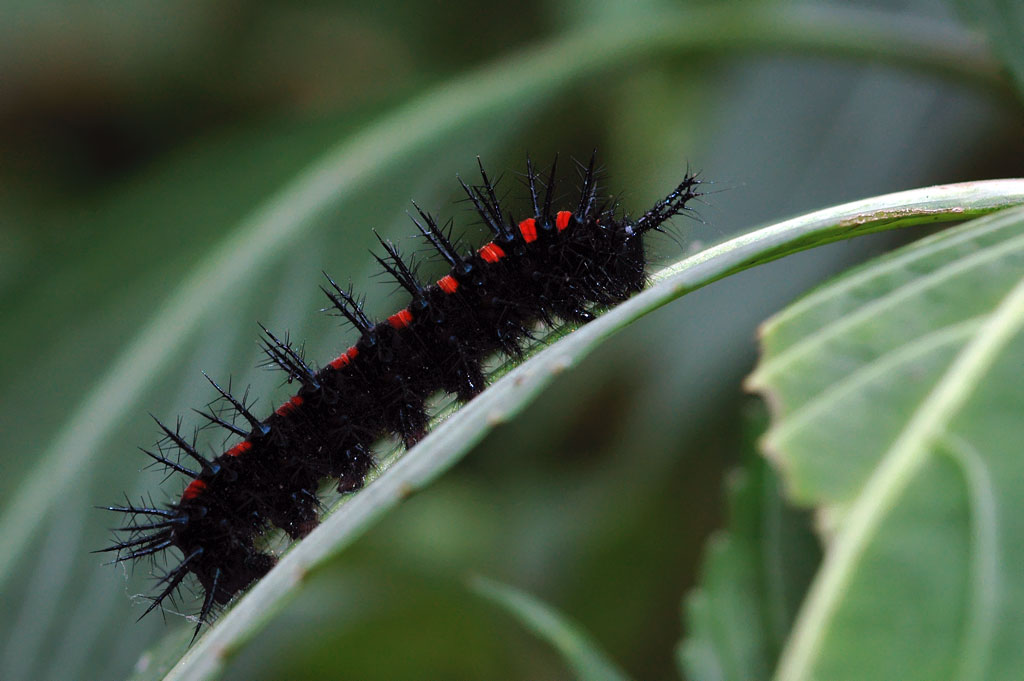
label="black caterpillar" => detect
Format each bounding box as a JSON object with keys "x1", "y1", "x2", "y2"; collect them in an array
[{"x1": 99, "y1": 154, "x2": 701, "y2": 639}]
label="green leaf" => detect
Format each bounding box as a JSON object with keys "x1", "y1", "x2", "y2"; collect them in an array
[
  {"x1": 157, "y1": 181, "x2": 1024, "y2": 681},
  {"x1": 680, "y1": 408, "x2": 820, "y2": 681},
  {"x1": 746, "y1": 206, "x2": 1024, "y2": 680},
  {"x1": 470, "y1": 576, "x2": 633, "y2": 681}
]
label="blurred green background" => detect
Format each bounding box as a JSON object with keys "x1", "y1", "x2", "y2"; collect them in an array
[{"x1": 0, "y1": 1, "x2": 1020, "y2": 680}]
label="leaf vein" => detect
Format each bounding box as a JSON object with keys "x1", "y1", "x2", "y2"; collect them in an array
[{"x1": 754, "y1": 228, "x2": 1024, "y2": 381}]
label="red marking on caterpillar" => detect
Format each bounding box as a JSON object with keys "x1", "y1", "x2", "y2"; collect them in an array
[
  {"x1": 477, "y1": 242, "x2": 505, "y2": 263},
  {"x1": 275, "y1": 395, "x2": 304, "y2": 416},
  {"x1": 556, "y1": 210, "x2": 572, "y2": 231},
  {"x1": 437, "y1": 274, "x2": 459, "y2": 294},
  {"x1": 225, "y1": 441, "x2": 251, "y2": 457},
  {"x1": 387, "y1": 308, "x2": 414, "y2": 329},
  {"x1": 181, "y1": 480, "x2": 207, "y2": 502},
  {"x1": 518, "y1": 217, "x2": 537, "y2": 243},
  {"x1": 328, "y1": 346, "x2": 359, "y2": 369},
  {"x1": 97, "y1": 153, "x2": 702, "y2": 643}
]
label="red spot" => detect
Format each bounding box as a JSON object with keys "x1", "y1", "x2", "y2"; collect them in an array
[
  {"x1": 225, "y1": 441, "x2": 252, "y2": 457},
  {"x1": 181, "y1": 479, "x2": 207, "y2": 502},
  {"x1": 438, "y1": 275, "x2": 459, "y2": 294},
  {"x1": 388, "y1": 308, "x2": 413, "y2": 329},
  {"x1": 330, "y1": 346, "x2": 358, "y2": 370},
  {"x1": 275, "y1": 395, "x2": 304, "y2": 416},
  {"x1": 518, "y1": 218, "x2": 537, "y2": 243},
  {"x1": 556, "y1": 211, "x2": 572, "y2": 231},
  {"x1": 478, "y1": 243, "x2": 505, "y2": 263}
]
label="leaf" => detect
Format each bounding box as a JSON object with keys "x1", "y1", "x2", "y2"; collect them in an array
[
  {"x1": 157, "y1": 181, "x2": 1024, "y2": 681},
  {"x1": 470, "y1": 576, "x2": 633, "y2": 681},
  {"x1": 679, "y1": 407, "x2": 820, "y2": 681},
  {"x1": 746, "y1": 206, "x2": 1024, "y2": 680}
]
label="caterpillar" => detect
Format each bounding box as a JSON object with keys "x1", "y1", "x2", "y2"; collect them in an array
[{"x1": 99, "y1": 153, "x2": 701, "y2": 640}]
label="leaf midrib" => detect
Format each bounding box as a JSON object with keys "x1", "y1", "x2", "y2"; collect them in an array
[{"x1": 941, "y1": 433, "x2": 1001, "y2": 681}]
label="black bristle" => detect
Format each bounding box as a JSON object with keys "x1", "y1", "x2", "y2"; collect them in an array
[
  {"x1": 259, "y1": 324, "x2": 320, "y2": 390},
  {"x1": 94, "y1": 532, "x2": 171, "y2": 555},
  {"x1": 141, "y1": 447, "x2": 199, "y2": 479},
  {"x1": 151, "y1": 416, "x2": 214, "y2": 474},
  {"x1": 372, "y1": 233, "x2": 424, "y2": 297},
  {"x1": 193, "y1": 567, "x2": 220, "y2": 644},
  {"x1": 524, "y1": 155, "x2": 541, "y2": 218},
  {"x1": 99, "y1": 503, "x2": 176, "y2": 518},
  {"x1": 409, "y1": 201, "x2": 461, "y2": 266},
  {"x1": 193, "y1": 407, "x2": 248, "y2": 437},
  {"x1": 576, "y1": 150, "x2": 599, "y2": 220},
  {"x1": 458, "y1": 161, "x2": 514, "y2": 240},
  {"x1": 541, "y1": 154, "x2": 558, "y2": 222},
  {"x1": 201, "y1": 374, "x2": 269, "y2": 437},
  {"x1": 321, "y1": 273, "x2": 374, "y2": 334},
  {"x1": 138, "y1": 550, "x2": 199, "y2": 621},
  {"x1": 109, "y1": 538, "x2": 174, "y2": 563},
  {"x1": 474, "y1": 156, "x2": 510, "y2": 237}
]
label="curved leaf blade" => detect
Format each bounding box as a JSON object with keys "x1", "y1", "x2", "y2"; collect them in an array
[{"x1": 471, "y1": 576, "x2": 633, "y2": 681}]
